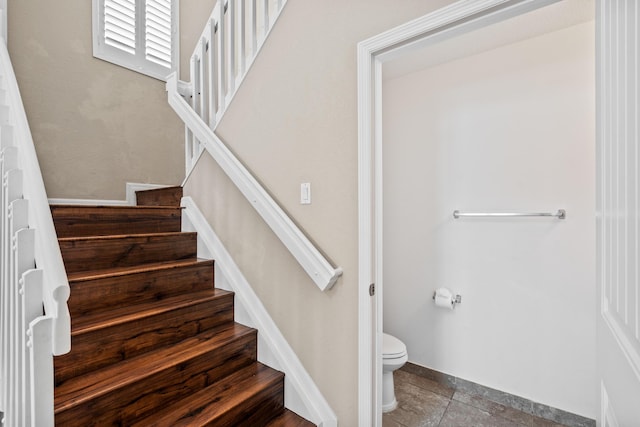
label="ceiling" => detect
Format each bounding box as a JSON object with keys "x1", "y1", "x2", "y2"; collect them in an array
[{"x1": 382, "y1": 0, "x2": 595, "y2": 81}]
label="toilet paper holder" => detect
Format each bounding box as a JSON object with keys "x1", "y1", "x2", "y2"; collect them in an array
[{"x1": 432, "y1": 291, "x2": 462, "y2": 307}]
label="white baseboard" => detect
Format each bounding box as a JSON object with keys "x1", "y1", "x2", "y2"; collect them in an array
[
  {"x1": 48, "y1": 183, "x2": 174, "y2": 206},
  {"x1": 181, "y1": 196, "x2": 337, "y2": 427},
  {"x1": 124, "y1": 183, "x2": 173, "y2": 205}
]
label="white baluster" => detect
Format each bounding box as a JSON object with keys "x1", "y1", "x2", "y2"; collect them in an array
[
  {"x1": 191, "y1": 52, "x2": 201, "y2": 169},
  {"x1": 248, "y1": 0, "x2": 257, "y2": 57},
  {"x1": 227, "y1": 0, "x2": 236, "y2": 95},
  {"x1": 0, "y1": 147, "x2": 17, "y2": 419},
  {"x1": 0, "y1": 124, "x2": 12, "y2": 150},
  {"x1": 13, "y1": 226, "x2": 34, "y2": 427},
  {"x1": 3, "y1": 167, "x2": 21, "y2": 427},
  {"x1": 262, "y1": 0, "x2": 269, "y2": 37},
  {"x1": 10, "y1": 199, "x2": 29, "y2": 426},
  {"x1": 28, "y1": 316, "x2": 54, "y2": 427},
  {"x1": 238, "y1": 0, "x2": 246, "y2": 76},
  {"x1": 216, "y1": 5, "x2": 226, "y2": 113},
  {"x1": 185, "y1": 127, "x2": 194, "y2": 172},
  {"x1": 208, "y1": 19, "x2": 217, "y2": 128},
  {"x1": 199, "y1": 39, "x2": 206, "y2": 122},
  {"x1": 192, "y1": 54, "x2": 201, "y2": 117},
  {"x1": 21, "y1": 268, "x2": 43, "y2": 427}
]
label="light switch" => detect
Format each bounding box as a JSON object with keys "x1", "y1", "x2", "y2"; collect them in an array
[{"x1": 300, "y1": 183, "x2": 311, "y2": 204}]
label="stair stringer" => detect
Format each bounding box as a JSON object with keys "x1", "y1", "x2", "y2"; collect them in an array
[{"x1": 181, "y1": 196, "x2": 337, "y2": 427}]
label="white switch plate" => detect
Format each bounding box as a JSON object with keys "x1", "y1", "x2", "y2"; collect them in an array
[{"x1": 300, "y1": 183, "x2": 311, "y2": 204}]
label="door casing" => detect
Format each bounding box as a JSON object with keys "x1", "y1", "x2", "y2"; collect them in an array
[{"x1": 356, "y1": 0, "x2": 570, "y2": 424}]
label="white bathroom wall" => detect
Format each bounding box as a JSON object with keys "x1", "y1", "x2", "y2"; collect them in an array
[{"x1": 382, "y1": 21, "x2": 595, "y2": 418}]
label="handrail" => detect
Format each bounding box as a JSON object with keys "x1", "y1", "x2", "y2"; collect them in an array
[
  {"x1": 0, "y1": 28, "x2": 70, "y2": 426},
  {"x1": 168, "y1": 75, "x2": 342, "y2": 291},
  {"x1": 0, "y1": 39, "x2": 70, "y2": 356},
  {"x1": 170, "y1": 0, "x2": 342, "y2": 291}
]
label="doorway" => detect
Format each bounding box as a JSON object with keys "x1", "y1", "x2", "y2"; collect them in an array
[{"x1": 357, "y1": 0, "x2": 601, "y2": 425}]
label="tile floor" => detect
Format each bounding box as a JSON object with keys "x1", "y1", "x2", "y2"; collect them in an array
[{"x1": 383, "y1": 369, "x2": 568, "y2": 427}]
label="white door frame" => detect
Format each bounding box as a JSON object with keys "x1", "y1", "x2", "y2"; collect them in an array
[{"x1": 356, "y1": 0, "x2": 563, "y2": 424}]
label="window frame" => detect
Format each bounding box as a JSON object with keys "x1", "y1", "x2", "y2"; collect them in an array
[{"x1": 92, "y1": 0, "x2": 179, "y2": 81}]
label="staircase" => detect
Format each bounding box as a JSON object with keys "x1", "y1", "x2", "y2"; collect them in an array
[{"x1": 50, "y1": 186, "x2": 312, "y2": 426}]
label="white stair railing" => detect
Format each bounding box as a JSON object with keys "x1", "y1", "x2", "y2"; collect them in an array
[
  {"x1": 0, "y1": 7, "x2": 71, "y2": 426},
  {"x1": 179, "y1": 0, "x2": 287, "y2": 172},
  {"x1": 168, "y1": 0, "x2": 343, "y2": 291}
]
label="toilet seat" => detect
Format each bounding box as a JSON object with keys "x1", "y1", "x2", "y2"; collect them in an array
[{"x1": 383, "y1": 333, "x2": 407, "y2": 359}]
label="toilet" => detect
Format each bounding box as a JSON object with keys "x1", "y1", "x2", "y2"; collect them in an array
[{"x1": 382, "y1": 333, "x2": 408, "y2": 412}]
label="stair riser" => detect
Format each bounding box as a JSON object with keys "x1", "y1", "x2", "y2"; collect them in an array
[
  {"x1": 68, "y1": 261, "x2": 214, "y2": 317},
  {"x1": 59, "y1": 233, "x2": 197, "y2": 273},
  {"x1": 55, "y1": 295, "x2": 234, "y2": 385},
  {"x1": 55, "y1": 332, "x2": 257, "y2": 426},
  {"x1": 136, "y1": 186, "x2": 183, "y2": 207},
  {"x1": 52, "y1": 206, "x2": 182, "y2": 238}
]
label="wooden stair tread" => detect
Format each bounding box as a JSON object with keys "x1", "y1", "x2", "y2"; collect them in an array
[
  {"x1": 70, "y1": 289, "x2": 232, "y2": 334},
  {"x1": 54, "y1": 184, "x2": 287, "y2": 425},
  {"x1": 58, "y1": 231, "x2": 192, "y2": 242},
  {"x1": 132, "y1": 362, "x2": 284, "y2": 427},
  {"x1": 265, "y1": 409, "x2": 316, "y2": 427},
  {"x1": 54, "y1": 323, "x2": 255, "y2": 413},
  {"x1": 50, "y1": 204, "x2": 183, "y2": 210},
  {"x1": 66, "y1": 258, "x2": 211, "y2": 281}
]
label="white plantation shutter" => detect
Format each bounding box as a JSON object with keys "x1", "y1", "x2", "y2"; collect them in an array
[
  {"x1": 93, "y1": 0, "x2": 176, "y2": 80},
  {"x1": 104, "y1": 0, "x2": 136, "y2": 54},
  {"x1": 145, "y1": 0, "x2": 172, "y2": 68}
]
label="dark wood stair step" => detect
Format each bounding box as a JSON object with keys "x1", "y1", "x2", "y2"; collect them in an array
[
  {"x1": 51, "y1": 205, "x2": 182, "y2": 238},
  {"x1": 67, "y1": 258, "x2": 214, "y2": 317},
  {"x1": 55, "y1": 290, "x2": 234, "y2": 385},
  {"x1": 54, "y1": 324, "x2": 257, "y2": 426},
  {"x1": 132, "y1": 362, "x2": 285, "y2": 427},
  {"x1": 136, "y1": 185, "x2": 183, "y2": 207},
  {"x1": 59, "y1": 232, "x2": 197, "y2": 273},
  {"x1": 265, "y1": 409, "x2": 316, "y2": 427}
]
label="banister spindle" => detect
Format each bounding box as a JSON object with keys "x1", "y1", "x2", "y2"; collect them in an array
[
  {"x1": 249, "y1": 0, "x2": 257, "y2": 56},
  {"x1": 190, "y1": 55, "x2": 199, "y2": 114},
  {"x1": 199, "y1": 39, "x2": 207, "y2": 121},
  {"x1": 227, "y1": 0, "x2": 236, "y2": 94},
  {"x1": 238, "y1": 0, "x2": 246, "y2": 76},
  {"x1": 208, "y1": 20, "x2": 217, "y2": 128},
  {"x1": 262, "y1": 0, "x2": 269, "y2": 37},
  {"x1": 11, "y1": 198, "x2": 28, "y2": 426},
  {"x1": 216, "y1": 5, "x2": 226, "y2": 113},
  {"x1": 21, "y1": 268, "x2": 43, "y2": 427}
]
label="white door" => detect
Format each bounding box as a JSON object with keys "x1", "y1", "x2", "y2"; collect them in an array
[{"x1": 596, "y1": 0, "x2": 640, "y2": 425}]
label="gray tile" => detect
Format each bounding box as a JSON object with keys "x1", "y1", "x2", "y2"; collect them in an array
[
  {"x1": 383, "y1": 414, "x2": 408, "y2": 427},
  {"x1": 453, "y1": 391, "x2": 564, "y2": 427},
  {"x1": 384, "y1": 381, "x2": 450, "y2": 427},
  {"x1": 395, "y1": 369, "x2": 455, "y2": 399},
  {"x1": 531, "y1": 403, "x2": 595, "y2": 427},
  {"x1": 439, "y1": 400, "x2": 526, "y2": 427},
  {"x1": 529, "y1": 417, "x2": 570, "y2": 427},
  {"x1": 401, "y1": 362, "x2": 457, "y2": 389},
  {"x1": 456, "y1": 378, "x2": 533, "y2": 414}
]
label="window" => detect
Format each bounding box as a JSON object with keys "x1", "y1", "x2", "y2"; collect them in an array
[{"x1": 92, "y1": 0, "x2": 177, "y2": 81}]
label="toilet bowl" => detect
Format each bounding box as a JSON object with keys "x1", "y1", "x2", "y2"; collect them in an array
[{"x1": 382, "y1": 333, "x2": 408, "y2": 413}]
